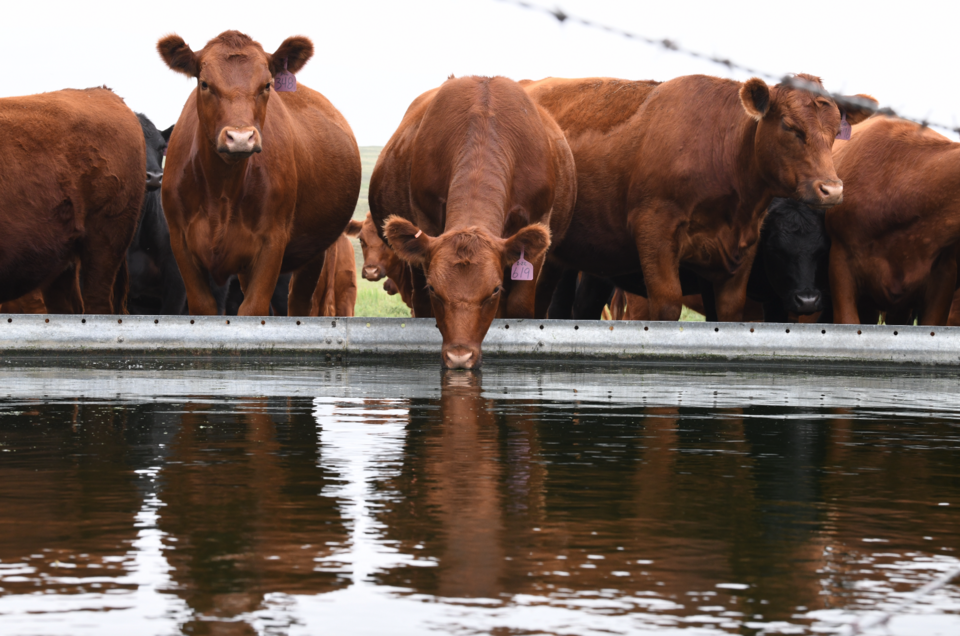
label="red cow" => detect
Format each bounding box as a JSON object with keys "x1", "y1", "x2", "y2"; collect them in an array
[
  {"x1": 355, "y1": 212, "x2": 416, "y2": 313},
  {"x1": 829, "y1": 115, "x2": 960, "y2": 325},
  {"x1": 371, "y1": 76, "x2": 576, "y2": 369},
  {"x1": 0, "y1": 88, "x2": 145, "y2": 313},
  {"x1": 522, "y1": 76, "x2": 875, "y2": 321},
  {"x1": 157, "y1": 31, "x2": 361, "y2": 316},
  {"x1": 310, "y1": 230, "x2": 360, "y2": 317}
]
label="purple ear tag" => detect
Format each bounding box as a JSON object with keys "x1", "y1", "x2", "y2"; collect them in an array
[
  {"x1": 275, "y1": 57, "x2": 297, "y2": 93},
  {"x1": 837, "y1": 111, "x2": 851, "y2": 140},
  {"x1": 511, "y1": 248, "x2": 534, "y2": 281}
]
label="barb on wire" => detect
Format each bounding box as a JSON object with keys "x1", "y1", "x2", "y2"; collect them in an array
[{"x1": 494, "y1": 0, "x2": 960, "y2": 137}]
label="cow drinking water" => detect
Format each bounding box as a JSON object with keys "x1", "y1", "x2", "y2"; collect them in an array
[{"x1": 371, "y1": 76, "x2": 576, "y2": 369}]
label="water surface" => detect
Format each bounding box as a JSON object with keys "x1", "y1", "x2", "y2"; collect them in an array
[{"x1": 0, "y1": 361, "x2": 958, "y2": 635}]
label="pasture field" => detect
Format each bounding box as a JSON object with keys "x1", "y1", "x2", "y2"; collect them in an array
[{"x1": 346, "y1": 145, "x2": 706, "y2": 320}]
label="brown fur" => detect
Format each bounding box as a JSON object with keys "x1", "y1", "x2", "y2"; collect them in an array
[
  {"x1": 371, "y1": 76, "x2": 576, "y2": 369},
  {"x1": 0, "y1": 88, "x2": 145, "y2": 313},
  {"x1": 522, "y1": 75, "x2": 876, "y2": 321},
  {"x1": 356, "y1": 212, "x2": 416, "y2": 312},
  {"x1": 310, "y1": 233, "x2": 357, "y2": 317},
  {"x1": 158, "y1": 31, "x2": 361, "y2": 316},
  {"x1": 0, "y1": 289, "x2": 47, "y2": 314},
  {"x1": 828, "y1": 115, "x2": 960, "y2": 325}
]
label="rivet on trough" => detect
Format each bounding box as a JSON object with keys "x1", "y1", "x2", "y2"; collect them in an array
[
  {"x1": 786, "y1": 329, "x2": 790, "y2": 333},
  {"x1": 81, "y1": 319, "x2": 86, "y2": 324},
  {"x1": 894, "y1": 331, "x2": 898, "y2": 336},
  {"x1": 505, "y1": 324, "x2": 510, "y2": 330},
  {"x1": 261, "y1": 320, "x2": 265, "y2": 326},
  {"x1": 750, "y1": 328, "x2": 754, "y2": 333},
  {"x1": 190, "y1": 320, "x2": 195, "y2": 325},
  {"x1": 118, "y1": 319, "x2": 122, "y2": 324},
  {"x1": 821, "y1": 330, "x2": 826, "y2": 334},
  {"x1": 45, "y1": 319, "x2": 49, "y2": 323},
  {"x1": 296, "y1": 321, "x2": 301, "y2": 326},
  {"x1": 337, "y1": 338, "x2": 343, "y2": 344},
  {"x1": 858, "y1": 330, "x2": 862, "y2": 335},
  {"x1": 154, "y1": 319, "x2": 159, "y2": 324},
  {"x1": 117, "y1": 336, "x2": 124, "y2": 343},
  {"x1": 226, "y1": 320, "x2": 230, "y2": 325}
]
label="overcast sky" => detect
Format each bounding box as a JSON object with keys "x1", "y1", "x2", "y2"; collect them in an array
[{"x1": 5, "y1": 0, "x2": 957, "y2": 145}]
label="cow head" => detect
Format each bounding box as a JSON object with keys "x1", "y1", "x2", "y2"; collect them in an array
[
  {"x1": 137, "y1": 113, "x2": 169, "y2": 191},
  {"x1": 740, "y1": 75, "x2": 875, "y2": 207},
  {"x1": 356, "y1": 213, "x2": 399, "y2": 282},
  {"x1": 157, "y1": 31, "x2": 313, "y2": 161},
  {"x1": 760, "y1": 198, "x2": 830, "y2": 314},
  {"x1": 384, "y1": 216, "x2": 550, "y2": 370}
]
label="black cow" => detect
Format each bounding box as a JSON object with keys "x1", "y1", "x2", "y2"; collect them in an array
[
  {"x1": 746, "y1": 197, "x2": 830, "y2": 322},
  {"x1": 550, "y1": 198, "x2": 830, "y2": 322},
  {"x1": 127, "y1": 114, "x2": 182, "y2": 315}
]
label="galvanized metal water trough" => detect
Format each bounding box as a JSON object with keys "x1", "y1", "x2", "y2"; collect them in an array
[{"x1": 1, "y1": 314, "x2": 959, "y2": 367}]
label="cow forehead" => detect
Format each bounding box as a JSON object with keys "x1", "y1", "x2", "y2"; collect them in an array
[
  {"x1": 778, "y1": 88, "x2": 840, "y2": 127},
  {"x1": 199, "y1": 46, "x2": 270, "y2": 86}
]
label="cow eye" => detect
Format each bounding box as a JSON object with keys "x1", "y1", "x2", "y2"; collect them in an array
[
  {"x1": 425, "y1": 285, "x2": 436, "y2": 295},
  {"x1": 200, "y1": 81, "x2": 209, "y2": 90},
  {"x1": 491, "y1": 286, "x2": 504, "y2": 297},
  {"x1": 358, "y1": 239, "x2": 366, "y2": 247}
]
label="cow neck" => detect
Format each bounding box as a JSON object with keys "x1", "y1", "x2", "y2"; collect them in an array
[
  {"x1": 730, "y1": 114, "x2": 774, "y2": 221},
  {"x1": 443, "y1": 151, "x2": 512, "y2": 236},
  {"x1": 196, "y1": 140, "x2": 253, "y2": 201}
]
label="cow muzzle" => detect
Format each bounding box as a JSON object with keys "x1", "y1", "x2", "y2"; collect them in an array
[
  {"x1": 802, "y1": 179, "x2": 843, "y2": 207},
  {"x1": 789, "y1": 291, "x2": 824, "y2": 314},
  {"x1": 363, "y1": 265, "x2": 385, "y2": 281},
  {"x1": 442, "y1": 345, "x2": 481, "y2": 370},
  {"x1": 146, "y1": 171, "x2": 162, "y2": 191},
  {"x1": 217, "y1": 127, "x2": 262, "y2": 156}
]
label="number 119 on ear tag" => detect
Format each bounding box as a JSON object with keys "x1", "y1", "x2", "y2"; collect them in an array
[{"x1": 511, "y1": 249, "x2": 534, "y2": 281}]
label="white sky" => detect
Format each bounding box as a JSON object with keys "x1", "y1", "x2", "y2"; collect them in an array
[{"x1": 4, "y1": 0, "x2": 957, "y2": 145}]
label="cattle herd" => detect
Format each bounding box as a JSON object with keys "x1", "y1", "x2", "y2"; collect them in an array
[{"x1": 2, "y1": 30, "x2": 959, "y2": 369}]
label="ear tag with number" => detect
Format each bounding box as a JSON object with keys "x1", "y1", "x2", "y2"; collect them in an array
[
  {"x1": 511, "y1": 248, "x2": 534, "y2": 281},
  {"x1": 836, "y1": 112, "x2": 851, "y2": 140},
  {"x1": 275, "y1": 57, "x2": 297, "y2": 93}
]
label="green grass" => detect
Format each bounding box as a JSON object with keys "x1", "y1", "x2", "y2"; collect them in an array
[
  {"x1": 680, "y1": 306, "x2": 706, "y2": 321},
  {"x1": 354, "y1": 275, "x2": 411, "y2": 317},
  {"x1": 353, "y1": 146, "x2": 383, "y2": 221}
]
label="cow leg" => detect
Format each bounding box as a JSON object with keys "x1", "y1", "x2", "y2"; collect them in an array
[
  {"x1": 635, "y1": 218, "x2": 683, "y2": 321},
  {"x1": 410, "y1": 267, "x2": 434, "y2": 318},
  {"x1": 711, "y1": 253, "x2": 755, "y2": 322},
  {"x1": 42, "y1": 265, "x2": 83, "y2": 314},
  {"x1": 828, "y1": 244, "x2": 860, "y2": 324},
  {"x1": 572, "y1": 274, "x2": 615, "y2": 320},
  {"x1": 919, "y1": 254, "x2": 958, "y2": 326},
  {"x1": 546, "y1": 269, "x2": 578, "y2": 319},
  {"x1": 288, "y1": 250, "x2": 326, "y2": 317},
  {"x1": 534, "y1": 259, "x2": 565, "y2": 319},
  {"x1": 700, "y1": 279, "x2": 719, "y2": 322},
  {"x1": 159, "y1": 255, "x2": 188, "y2": 315},
  {"x1": 169, "y1": 231, "x2": 219, "y2": 316}
]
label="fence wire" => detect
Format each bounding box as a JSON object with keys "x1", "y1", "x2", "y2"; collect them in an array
[{"x1": 495, "y1": 0, "x2": 958, "y2": 136}]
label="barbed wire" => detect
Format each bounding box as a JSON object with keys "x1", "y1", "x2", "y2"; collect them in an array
[{"x1": 494, "y1": 0, "x2": 960, "y2": 136}]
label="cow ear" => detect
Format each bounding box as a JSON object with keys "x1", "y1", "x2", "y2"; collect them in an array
[
  {"x1": 271, "y1": 36, "x2": 314, "y2": 75},
  {"x1": 158, "y1": 35, "x2": 199, "y2": 78},
  {"x1": 502, "y1": 224, "x2": 551, "y2": 266},
  {"x1": 160, "y1": 125, "x2": 174, "y2": 143},
  {"x1": 740, "y1": 77, "x2": 770, "y2": 121},
  {"x1": 383, "y1": 216, "x2": 432, "y2": 266},
  {"x1": 345, "y1": 219, "x2": 363, "y2": 237},
  {"x1": 840, "y1": 94, "x2": 878, "y2": 125}
]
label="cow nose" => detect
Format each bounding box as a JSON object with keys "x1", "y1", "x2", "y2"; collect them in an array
[
  {"x1": 793, "y1": 291, "x2": 822, "y2": 314},
  {"x1": 222, "y1": 128, "x2": 259, "y2": 154},
  {"x1": 444, "y1": 348, "x2": 479, "y2": 369},
  {"x1": 815, "y1": 180, "x2": 843, "y2": 205},
  {"x1": 363, "y1": 266, "x2": 383, "y2": 281},
  {"x1": 146, "y1": 171, "x2": 162, "y2": 190}
]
